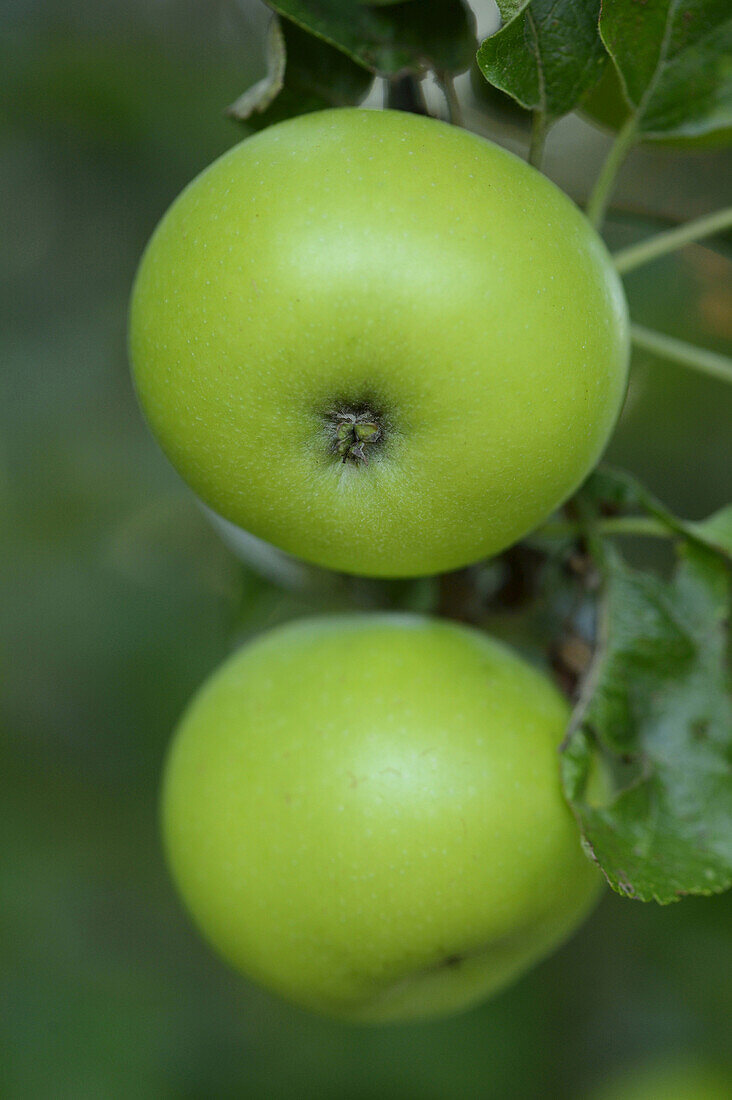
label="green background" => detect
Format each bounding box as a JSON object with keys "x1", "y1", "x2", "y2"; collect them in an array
[{"x1": 2, "y1": 1, "x2": 731, "y2": 1096}]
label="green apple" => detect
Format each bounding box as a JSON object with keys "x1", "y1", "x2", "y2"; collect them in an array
[
  {"x1": 162, "y1": 613, "x2": 602, "y2": 1023},
  {"x1": 581, "y1": 64, "x2": 732, "y2": 151},
  {"x1": 130, "y1": 107, "x2": 629, "y2": 577}
]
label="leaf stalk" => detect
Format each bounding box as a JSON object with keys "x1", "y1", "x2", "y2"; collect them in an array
[
  {"x1": 528, "y1": 111, "x2": 547, "y2": 169},
  {"x1": 631, "y1": 324, "x2": 732, "y2": 386},
  {"x1": 586, "y1": 115, "x2": 638, "y2": 229},
  {"x1": 539, "y1": 516, "x2": 671, "y2": 541},
  {"x1": 614, "y1": 207, "x2": 732, "y2": 274}
]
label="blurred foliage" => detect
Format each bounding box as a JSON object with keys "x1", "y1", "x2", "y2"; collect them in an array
[
  {"x1": 1, "y1": 1, "x2": 731, "y2": 1097},
  {"x1": 264, "y1": 0, "x2": 476, "y2": 77},
  {"x1": 590, "y1": 1057, "x2": 732, "y2": 1100},
  {"x1": 227, "y1": 18, "x2": 372, "y2": 129},
  {"x1": 581, "y1": 62, "x2": 732, "y2": 151}
]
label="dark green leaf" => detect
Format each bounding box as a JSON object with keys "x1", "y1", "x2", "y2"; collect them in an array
[
  {"x1": 228, "y1": 17, "x2": 372, "y2": 128},
  {"x1": 562, "y1": 540, "x2": 732, "y2": 904},
  {"x1": 600, "y1": 0, "x2": 732, "y2": 140},
  {"x1": 476, "y1": 0, "x2": 606, "y2": 125},
  {"x1": 266, "y1": 0, "x2": 477, "y2": 77}
]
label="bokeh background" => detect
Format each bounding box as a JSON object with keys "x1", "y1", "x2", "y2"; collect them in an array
[{"x1": 2, "y1": 1, "x2": 731, "y2": 1096}]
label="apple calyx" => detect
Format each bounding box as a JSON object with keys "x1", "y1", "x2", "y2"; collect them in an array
[{"x1": 328, "y1": 408, "x2": 383, "y2": 466}]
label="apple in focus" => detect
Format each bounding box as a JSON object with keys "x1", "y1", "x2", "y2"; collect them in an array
[{"x1": 129, "y1": 108, "x2": 629, "y2": 577}]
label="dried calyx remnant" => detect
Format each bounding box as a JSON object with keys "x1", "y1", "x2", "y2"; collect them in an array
[{"x1": 326, "y1": 405, "x2": 384, "y2": 466}]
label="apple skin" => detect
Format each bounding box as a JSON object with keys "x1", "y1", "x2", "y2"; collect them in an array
[
  {"x1": 130, "y1": 107, "x2": 629, "y2": 577},
  {"x1": 162, "y1": 613, "x2": 602, "y2": 1023}
]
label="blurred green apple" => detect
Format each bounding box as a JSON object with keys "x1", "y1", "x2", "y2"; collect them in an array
[
  {"x1": 162, "y1": 613, "x2": 602, "y2": 1023},
  {"x1": 591, "y1": 1058, "x2": 732, "y2": 1100},
  {"x1": 130, "y1": 107, "x2": 628, "y2": 577}
]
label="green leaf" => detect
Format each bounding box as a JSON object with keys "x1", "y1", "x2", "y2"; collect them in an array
[
  {"x1": 265, "y1": 0, "x2": 477, "y2": 78},
  {"x1": 228, "y1": 17, "x2": 372, "y2": 128},
  {"x1": 689, "y1": 506, "x2": 732, "y2": 559},
  {"x1": 562, "y1": 538, "x2": 732, "y2": 904},
  {"x1": 600, "y1": 0, "x2": 732, "y2": 140},
  {"x1": 476, "y1": 0, "x2": 606, "y2": 125}
]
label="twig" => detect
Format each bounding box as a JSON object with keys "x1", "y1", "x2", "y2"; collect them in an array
[
  {"x1": 631, "y1": 323, "x2": 732, "y2": 386},
  {"x1": 614, "y1": 207, "x2": 732, "y2": 274}
]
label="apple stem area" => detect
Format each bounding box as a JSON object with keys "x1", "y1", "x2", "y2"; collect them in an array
[{"x1": 326, "y1": 407, "x2": 384, "y2": 467}]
